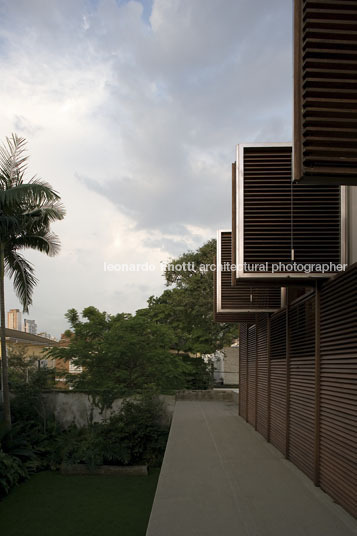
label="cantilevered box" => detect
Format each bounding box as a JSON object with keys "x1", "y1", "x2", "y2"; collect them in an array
[
  {"x1": 214, "y1": 230, "x2": 282, "y2": 323},
  {"x1": 233, "y1": 143, "x2": 347, "y2": 281},
  {"x1": 294, "y1": 0, "x2": 357, "y2": 185}
]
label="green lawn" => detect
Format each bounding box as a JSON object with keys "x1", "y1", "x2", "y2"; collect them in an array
[{"x1": 0, "y1": 470, "x2": 160, "y2": 536}]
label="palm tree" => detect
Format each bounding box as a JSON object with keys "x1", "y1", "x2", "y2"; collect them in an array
[{"x1": 0, "y1": 134, "x2": 65, "y2": 426}]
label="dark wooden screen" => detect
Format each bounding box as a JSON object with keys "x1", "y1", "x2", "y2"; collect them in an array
[
  {"x1": 294, "y1": 0, "x2": 357, "y2": 185},
  {"x1": 320, "y1": 266, "x2": 357, "y2": 518},
  {"x1": 243, "y1": 146, "x2": 292, "y2": 268},
  {"x1": 238, "y1": 265, "x2": 357, "y2": 518},
  {"x1": 270, "y1": 309, "x2": 287, "y2": 455},
  {"x1": 240, "y1": 145, "x2": 342, "y2": 275},
  {"x1": 214, "y1": 249, "x2": 256, "y2": 323},
  {"x1": 292, "y1": 184, "x2": 341, "y2": 265},
  {"x1": 289, "y1": 293, "x2": 316, "y2": 480},
  {"x1": 239, "y1": 323, "x2": 248, "y2": 420},
  {"x1": 256, "y1": 314, "x2": 270, "y2": 439},
  {"x1": 247, "y1": 324, "x2": 257, "y2": 427},
  {"x1": 219, "y1": 231, "x2": 281, "y2": 310}
]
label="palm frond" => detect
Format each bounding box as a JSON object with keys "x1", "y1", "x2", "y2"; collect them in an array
[
  {"x1": 0, "y1": 215, "x2": 21, "y2": 237},
  {"x1": 11, "y1": 231, "x2": 61, "y2": 257},
  {"x1": 0, "y1": 181, "x2": 61, "y2": 209},
  {"x1": 5, "y1": 250, "x2": 38, "y2": 313},
  {"x1": 24, "y1": 201, "x2": 66, "y2": 224},
  {"x1": 0, "y1": 134, "x2": 28, "y2": 188}
]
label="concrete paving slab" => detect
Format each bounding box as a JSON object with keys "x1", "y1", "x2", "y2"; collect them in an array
[{"x1": 146, "y1": 400, "x2": 357, "y2": 536}]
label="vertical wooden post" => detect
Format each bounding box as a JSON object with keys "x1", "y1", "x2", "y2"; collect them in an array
[
  {"x1": 238, "y1": 323, "x2": 241, "y2": 417},
  {"x1": 245, "y1": 324, "x2": 249, "y2": 423},
  {"x1": 286, "y1": 290, "x2": 290, "y2": 459},
  {"x1": 267, "y1": 314, "x2": 271, "y2": 442},
  {"x1": 255, "y1": 315, "x2": 258, "y2": 430},
  {"x1": 314, "y1": 283, "x2": 321, "y2": 486},
  {"x1": 293, "y1": 0, "x2": 303, "y2": 182},
  {"x1": 231, "y1": 162, "x2": 237, "y2": 286}
]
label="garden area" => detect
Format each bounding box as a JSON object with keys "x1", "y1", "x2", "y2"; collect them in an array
[
  {"x1": 0, "y1": 152, "x2": 237, "y2": 535},
  {"x1": 0, "y1": 379, "x2": 168, "y2": 536},
  {"x1": 0, "y1": 470, "x2": 160, "y2": 536}
]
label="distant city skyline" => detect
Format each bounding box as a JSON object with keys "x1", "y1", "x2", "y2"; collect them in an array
[{"x1": 7, "y1": 309, "x2": 54, "y2": 338}]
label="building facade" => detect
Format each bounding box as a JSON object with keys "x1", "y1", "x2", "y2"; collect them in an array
[
  {"x1": 7, "y1": 309, "x2": 22, "y2": 331},
  {"x1": 23, "y1": 319, "x2": 37, "y2": 335},
  {"x1": 214, "y1": 0, "x2": 357, "y2": 518}
]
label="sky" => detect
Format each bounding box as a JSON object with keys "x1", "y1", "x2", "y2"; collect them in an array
[{"x1": 0, "y1": 0, "x2": 293, "y2": 337}]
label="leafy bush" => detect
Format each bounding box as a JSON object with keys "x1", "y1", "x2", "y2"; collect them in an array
[
  {"x1": 61, "y1": 395, "x2": 169, "y2": 469},
  {"x1": 0, "y1": 449, "x2": 28, "y2": 497},
  {"x1": 0, "y1": 390, "x2": 170, "y2": 498},
  {"x1": 182, "y1": 355, "x2": 213, "y2": 390},
  {"x1": 0, "y1": 372, "x2": 65, "y2": 497}
]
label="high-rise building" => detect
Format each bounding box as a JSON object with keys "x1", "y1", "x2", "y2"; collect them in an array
[
  {"x1": 23, "y1": 319, "x2": 37, "y2": 335},
  {"x1": 7, "y1": 309, "x2": 22, "y2": 331}
]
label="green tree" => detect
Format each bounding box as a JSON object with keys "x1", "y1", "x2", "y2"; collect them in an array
[
  {"x1": 140, "y1": 240, "x2": 238, "y2": 354},
  {"x1": 48, "y1": 307, "x2": 188, "y2": 409},
  {"x1": 0, "y1": 134, "x2": 65, "y2": 426},
  {"x1": 6, "y1": 345, "x2": 37, "y2": 386},
  {"x1": 6, "y1": 344, "x2": 55, "y2": 391}
]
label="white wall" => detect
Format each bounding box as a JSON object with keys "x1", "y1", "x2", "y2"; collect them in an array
[{"x1": 43, "y1": 391, "x2": 175, "y2": 428}]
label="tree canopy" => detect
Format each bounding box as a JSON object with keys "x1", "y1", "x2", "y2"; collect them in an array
[
  {"x1": 48, "y1": 307, "x2": 189, "y2": 408},
  {"x1": 138, "y1": 239, "x2": 238, "y2": 354}
]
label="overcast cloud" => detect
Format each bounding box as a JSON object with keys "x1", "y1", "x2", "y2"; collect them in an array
[{"x1": 0, "y1": 0, "x2": 292, "y2": 337}]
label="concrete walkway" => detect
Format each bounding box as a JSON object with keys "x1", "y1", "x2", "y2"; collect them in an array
[{"x1": 146, "y1": 400, "x2": 357, "y2": 536}]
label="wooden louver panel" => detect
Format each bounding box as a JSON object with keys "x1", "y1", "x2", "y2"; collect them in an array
[
  {"x1": 270, "y1": 309, "x2": 287, "y2": 455},
  {"x1": 247, "y1": 324, "x2": 257, "y2": 427},
  {"x1": 214, "y1": 242, "x2": 256, "y2": 323},
  {"x1": 294, "y1": 0, "x2": 357, "y2": 185},
  {"x1": 241, "y1": 145, "x2": 342, "y2": 274},
  {"x1": 243, "y1": 146, "x2": 292, "y2": 268},
  {"x1": 256, "y1": 314, "x2": 269, "y2": 439},
  {"x1": 289, "y1": 293, "x2": 316, "y2": 480},
  {"x1": 292, "y1": 184, "x2": 341, "y2": 264},
  {"x1": 214, "y1": 231, "x2": 281, "y2": 323},
  {"x1": 320, "y1": 266, "x2": 357, "y2": 518},
  {"x1": 213, "y1": 259, "x2": 256, "y2": 323},
  {"x1": 239, "y1": 323, "x2": 248, "y2": 420},
  {"x1": 237, "y1": 266, "x2": 357, "y2": 518}
]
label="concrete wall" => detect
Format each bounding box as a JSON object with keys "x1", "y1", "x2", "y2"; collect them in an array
[
  {"x1": 223, "y1": 347, "x2": 239, "y2": 385},
  {"x1": 43, "y1": 391, "x2": 175, "y2": 428}
]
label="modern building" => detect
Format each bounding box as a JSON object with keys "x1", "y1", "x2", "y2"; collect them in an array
[
  {"x1": 23, "y1": 319, "x2": 37, "y2": 335},
  {"x1": 213, "y1": 0, "x2": 357, "y2": 519},
  {"x1": 7, "y1": 309, "x2": 22, "y2": 331},
  {"x1": 203, "y1": 344, "x2": 239, "y2": 386},
  {"x1": 0, "y1": 328, "x2": 58, "y2": 369}
]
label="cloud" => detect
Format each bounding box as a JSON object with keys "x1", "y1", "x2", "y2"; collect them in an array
[{"x1": 0, "y1": 0, "x2": 292, "y2": 335}]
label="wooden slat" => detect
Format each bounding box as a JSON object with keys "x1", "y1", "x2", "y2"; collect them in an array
[
  {"x1": 239, "y1": 323, "x2": 248, "y2": 420},
  {"x1": 247, "y1": 324, "x2": 257, "y2": 427},
  {"x1": 288, "y1": 294, "x2": 316, "y2": 480},
  {"x1": 241, "y1": 145, "x2": 342, "y2": 274},
  {"x1": 294, "y1": 0, "x2": 357, "y2": 184},
  {"x1": 256, "y1": 314, "x2": 269, "y2": 439},
  {"x1": 270, "y1": 309, "x2": 287, "y2": 455},
  {"x1": 320, "y1": 264, "x2": 357, "y2": 517},
  {"x1": 214, "y1": 231, "x2": 281, "y2": 323}
]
